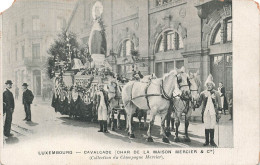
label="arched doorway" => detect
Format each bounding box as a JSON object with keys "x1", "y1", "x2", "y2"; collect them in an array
[{"x1": 33, "y1": 70, "x2": 41, "y2": 96}]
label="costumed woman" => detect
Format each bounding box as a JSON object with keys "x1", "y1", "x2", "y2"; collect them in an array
[{"x1": 195, "y1": 74, "x2": 222, "y2": 147}]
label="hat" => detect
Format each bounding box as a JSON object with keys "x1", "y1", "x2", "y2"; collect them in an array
[
  {"x1": 205, "y1": 74, "x2": 215, "y2": 87},
  {"x1": 22, "y1": 83, "x2": 29, "y2": 87},
  {"x1": 5, "y1": 80, "x2": 13, "y2": 85}
]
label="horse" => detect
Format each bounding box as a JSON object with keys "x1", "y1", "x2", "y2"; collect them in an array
[
  {"x1": 122, "y1": 67, "x2": 191, "y2": 143},
  {"x1": 165, "y1": 70, "x2": 201, "y2": 142},
  {"x1": 106, "y1": 80, "x2": 127, "y2": 130}
]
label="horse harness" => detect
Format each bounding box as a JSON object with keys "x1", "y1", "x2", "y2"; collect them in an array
[
  {"x1": 128, "y1": 75, "x2": 195, "y2": 113},
  {"x1": 129, "y1": 77, "x2": 181, "y2": 110}
]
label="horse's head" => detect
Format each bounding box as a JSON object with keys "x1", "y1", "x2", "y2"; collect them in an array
[
  {"x1": 176, "y1": 67, "x2": 191, "y2": 99},
  {"x1": 188, "y1": 70, "x2": 201, "y2": 101}
]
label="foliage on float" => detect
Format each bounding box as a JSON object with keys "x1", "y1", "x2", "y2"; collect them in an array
[{"x1": 46, "y1": 30, "x2": 90, "y2": 79}]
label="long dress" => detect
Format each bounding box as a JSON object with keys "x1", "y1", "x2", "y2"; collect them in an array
[{"x1": 218, "y1": 87, "x2": 228, "y2": 110}]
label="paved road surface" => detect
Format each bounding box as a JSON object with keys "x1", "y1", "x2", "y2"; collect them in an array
[{"x1": 3, "y1": 99, "x2": 233, "y2": 149}]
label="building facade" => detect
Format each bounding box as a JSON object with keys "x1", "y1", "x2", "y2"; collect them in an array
[
  {"x1": 68, "y1": 0, "x2": 232, "y2": 91},
  {"x1": 2, "y1": 0, "x2": 75, "y2": 96}
]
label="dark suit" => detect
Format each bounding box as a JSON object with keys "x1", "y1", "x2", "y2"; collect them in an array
[
  {"x1": 23, "y1": 89, "x2": 34, "y2": 120},
  {"x1": 3, "y1": 88, "x2": 15, "y2": 136}
]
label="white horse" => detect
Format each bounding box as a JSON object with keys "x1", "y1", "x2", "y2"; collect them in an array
[
  {"x1": 106, "y1": 81, "x2": 126, "y2": 130},
  {"x1": 166, "y1": 71, "x2": 201, "y2": 142},
  {"x1": 122, "y1": 68, "x2": 191, "y2": 143}
]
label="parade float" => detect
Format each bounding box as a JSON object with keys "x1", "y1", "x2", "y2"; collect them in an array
[{"x1": 48, "y1": 1, "x2": 125, "y2": 122}]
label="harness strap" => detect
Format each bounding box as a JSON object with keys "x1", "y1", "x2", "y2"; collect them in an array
[
  {"x1": 160, "y1": 79, "x2": 173, "y2": 100},
  {"x1": 145, "y1": 80, "x2": 152, "y2": 109}
]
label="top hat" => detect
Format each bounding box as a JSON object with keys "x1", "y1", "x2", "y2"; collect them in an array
[
  {"x1": 5, "y1": 80, "x2": 13, "y2": 85},
  {"x1": 22, "y1": 83, "x2": 29, "y2": 87}
]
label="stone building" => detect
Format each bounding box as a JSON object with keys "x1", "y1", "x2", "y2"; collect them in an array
[
  {"x1": 68, "y1": 0, "x2": 232, "y2": 91},
  {"x1": 2, "y1": 0, "x2": 75, "y2": 96}
]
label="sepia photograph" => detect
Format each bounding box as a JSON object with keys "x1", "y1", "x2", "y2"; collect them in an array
[{"x1": 0, "y1": 0, "x2": 259, "y2": 164}]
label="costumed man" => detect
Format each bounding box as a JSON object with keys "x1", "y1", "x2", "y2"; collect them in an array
[
  {"x1": 22, "y1": 83, "x2": 34, "y2": 121},
  {"x1": 93, "y1": 84, "x2": 109, "y2": 133},
  {"x1": 3, "y1": 80, "x2": 15, "y2": 137},
  {"x1": 195, "y1": 74, "x2": 221, "y2": 147},
  {"x1": 218, "y1": 82, "x2": 228, "y2": 115}
]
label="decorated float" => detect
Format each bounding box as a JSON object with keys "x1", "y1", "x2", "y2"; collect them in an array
[{"x1": 49, "y1": 1, "x2": 125, "y2": 122}]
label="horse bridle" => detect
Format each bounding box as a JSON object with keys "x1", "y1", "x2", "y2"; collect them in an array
[{"x1": 175, "y1": 75, "x2": 200, "y2": 111}]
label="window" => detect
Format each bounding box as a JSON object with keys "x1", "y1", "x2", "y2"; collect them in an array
[
  {"x1": 125, "y1": 40, "x2": 132, "y2": 56},
  {"x1": 226, "y1": 19, "x2": 232, "y2": 42},
  {"x1": 156, "y1": 0, "x2": 171, "y2": 6},
  {"x1": 15, "y1": 48, "x2": 18, "y2": 61},
  {"x1": 57, "y1": 17, "x2": 65, "y2": 31},
  {"x1": 21, "y1": 18, "x2": 24, "y2": 33},
  {"x1": 158, "y1": 36, "x2": 164, "y2": 52},
  {"x1": 32, "y1": 16, "x2": 40, "y2": 31},
  {"x1": 166, "y1": 31, "x2": 175, "y2": 50},
  {"x1": 164, "y1": 61, "x2": 174, "y2": 73},
  {"x1": 22, "y1": 46, "x2": 25, "y2": 59},
  {"x1": 176, "y1": 60, "x2": 184, "y2": 69},
  {"x1": 32, "y1": 44, "x2": 40, "y2": 59},
  {"x1": 118, "y1": 39, "x2": 134, "y2": 57},
  {"x1": 211, "y1": 18, "x2": 232, "y2": 45},
  {"x1": 156, "y1": 30, "x2": 183, "y2": 53},
  {"x1": 212, "y1": 25, "x2": 221, "y2": 44},
  {"x1": 15, "y1": 23, "x2": 17, "y2": 36}
]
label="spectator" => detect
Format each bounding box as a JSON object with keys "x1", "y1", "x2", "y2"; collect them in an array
[
  {"x1": 227, "y1": 90, "x2": 233, "y2": 120},
  {"x1": 218, "y1": 82, "x2": 228, "y2": 115},
  {"x1": 15, "y1": 86, "x2": 19, "y2": 100}
]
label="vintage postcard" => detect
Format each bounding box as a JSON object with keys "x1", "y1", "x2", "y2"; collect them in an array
[{"x1": 0, "y1": 0, "x2": 259, "y2": 164}]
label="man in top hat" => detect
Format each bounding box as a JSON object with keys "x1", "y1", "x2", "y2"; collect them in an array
[
  {"x1": 22, "y1": 83, "x2": 34, "y2": 121},
  {"x1": 3, "y1": 80, "x2": 15, "y2": 137},
  {"x1": 195, "y1": 74, "x2": 222, "y2": 147}
]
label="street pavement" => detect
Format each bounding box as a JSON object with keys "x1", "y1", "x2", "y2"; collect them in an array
[{"x1": 4, "y1": 98, "x2": 233, "y2": 149}]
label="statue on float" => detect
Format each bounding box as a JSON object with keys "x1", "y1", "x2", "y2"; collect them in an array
[{"x1": 88, "y1": 1, "x2": 107, "y2": 68}]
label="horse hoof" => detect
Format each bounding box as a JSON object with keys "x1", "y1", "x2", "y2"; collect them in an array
[
  {"x1": 165, "y1": 131, "x2": 171, "y2": 137},
  {"x1": 147, "y1": 137, "x2": 154, "y2": 142},
  {"x1": 184, "y1": 137, "x2": 191, "y2": 142},
  {"x1": 162, "y1": 137, "x2": 170, "y2": 143},
  {"x1": 130, "y1": 134, "x2": 135, "y2": 138},
  {"x1": 171, "y1": 128, "x2": 175, "y2": 132},
  {"x1": 175, "y1": 137, "x2": 180, "y2": 142}
]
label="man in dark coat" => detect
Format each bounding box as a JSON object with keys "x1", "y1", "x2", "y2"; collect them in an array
[
  {"x1": 218, "y1": 82, "x2": 228, "y2": 115},
  {"x1": 3, "y1": 80, "x2": 15, "y2": 137},
  {"x1": 22, "y1": 83, "x2": 34, "y2": 121}
]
